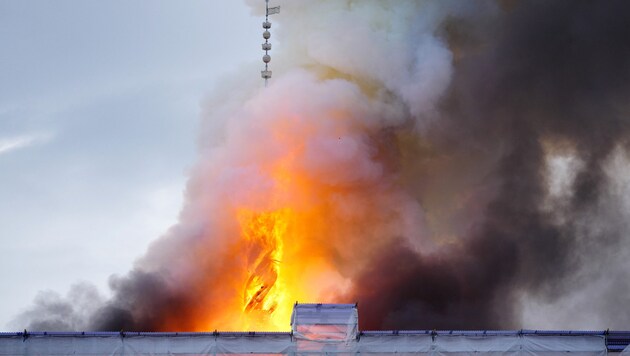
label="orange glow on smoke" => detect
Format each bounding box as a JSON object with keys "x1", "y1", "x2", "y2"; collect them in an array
[
  {"x1": 175, "y1": 150, "x2": 352, "y2": 331},
  {"x1": 155, "y1": 107, "x2": 366, "y2": 332}
]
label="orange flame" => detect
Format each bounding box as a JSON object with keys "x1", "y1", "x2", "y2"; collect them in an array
[
  {"x1": 219, "y1": 205, "x2": 345, "y2": 331},
  {"x1": 156, "y1": 108, "x2": 362, "y2": 332},
  {"x1": 238, "y1": 209, "x2": 289, "y2": 329}
]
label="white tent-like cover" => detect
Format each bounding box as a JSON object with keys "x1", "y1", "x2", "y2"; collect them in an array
[{"x1": 0, "y1": 304, "x2": 621, "y2": 355}]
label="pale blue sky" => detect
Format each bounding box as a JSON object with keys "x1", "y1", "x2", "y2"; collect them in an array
[{"x1": 0, "y1": 0, "x2": 261, "y2": 328}]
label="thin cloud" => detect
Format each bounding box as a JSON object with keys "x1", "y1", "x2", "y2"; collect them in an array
[{"x1": 0, "y1": 133, "x2": 53, "y2": 155}]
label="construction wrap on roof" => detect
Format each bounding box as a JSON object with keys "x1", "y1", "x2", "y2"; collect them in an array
[
  {"x1": 0, "y1": 304, "x2": 613, "y2": 355},
  {"x1": 291, "y1": 303, "x2": 358, "y2": 341},
  {"x1": 0, "y1": 331, "x2": 608, "y2": 355}
]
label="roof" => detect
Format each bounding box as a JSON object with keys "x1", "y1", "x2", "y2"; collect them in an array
[{"x1": 1, "y1": 304, "x2": 628, "y2": 354}]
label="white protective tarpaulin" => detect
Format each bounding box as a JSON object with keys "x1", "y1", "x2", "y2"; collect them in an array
[
  {"x1": 0, "y1": 331, "x2": 608, "y2": 356},
  {"x1": 291, "y1": 304, "x2": 358, "y2": 341},
  {"x1": 0, "y1": 304, "x2": 610, "y2": 356},
  {"x1": 0, "y1": 333, "x2": 295, "y2": 356}
]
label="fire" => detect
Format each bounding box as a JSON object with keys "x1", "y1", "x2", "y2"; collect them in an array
[
  {"x1": 239, "y1": 209, "x2": 289, "y2": 327},
  {"x1": 155, "y1": 103, "x2": 360, "y2": 332},
  {"x1": 231, "y1": 206, "x2": 344, "y2": 331},
  {"x1": 217, "y1": 168, "x2": 352, "y2": 331}
]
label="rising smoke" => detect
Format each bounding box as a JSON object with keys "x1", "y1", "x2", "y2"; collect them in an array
[{"x1": 15, "y1": 0, "x2": 630, "y2": 331}]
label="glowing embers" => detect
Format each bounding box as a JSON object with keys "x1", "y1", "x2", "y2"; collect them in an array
[{"x1": 239, "y1": 209, "x2": 289, "y2": 318}]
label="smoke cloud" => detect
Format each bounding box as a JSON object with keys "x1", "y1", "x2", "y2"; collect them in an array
[{"x1": 14, "y1": 0, "x2": 630, "y2": 331}]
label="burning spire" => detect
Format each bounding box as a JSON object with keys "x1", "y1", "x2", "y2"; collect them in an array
[{"x1": 240, "y1": 210, "x2": 286, "y2": 318}]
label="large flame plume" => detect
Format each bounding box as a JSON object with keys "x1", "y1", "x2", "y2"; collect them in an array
[{"x1": 16, "y1": 0, "x2": 630, "y2": 332}]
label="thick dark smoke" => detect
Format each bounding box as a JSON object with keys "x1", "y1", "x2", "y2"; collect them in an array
[
  {"x1": 13, "y1": 0, "x2": 630, "y2": 332},
  {"x1": 351, "y1": 0, "x2": 630, "y2": 329},
  {"x1": 90, "y1": 271, "x2": 189, "y2": 331}
]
